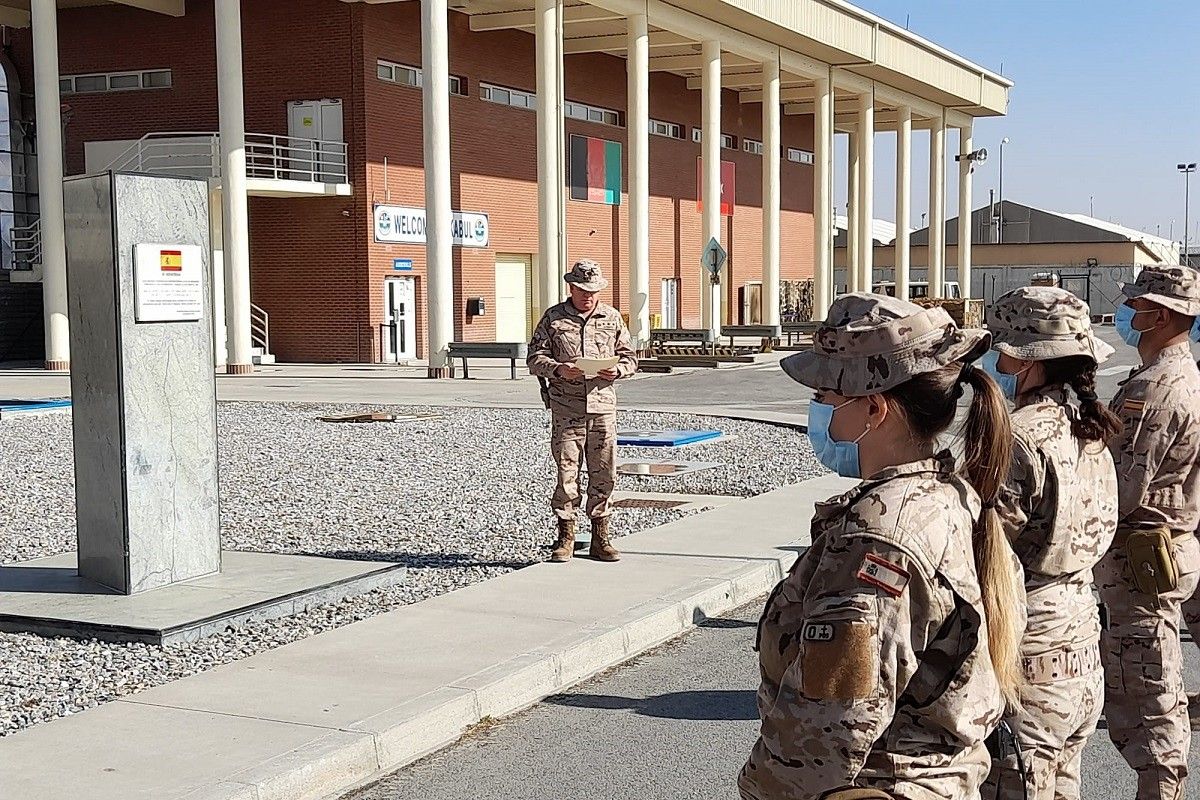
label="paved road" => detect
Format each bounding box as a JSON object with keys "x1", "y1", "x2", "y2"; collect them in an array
[{"x1": 345, "y1": 600, "x2": 1200, "y2": 800}]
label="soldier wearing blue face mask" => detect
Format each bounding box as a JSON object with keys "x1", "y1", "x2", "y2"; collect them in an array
[
  {"x1": 741, "y1": 293, "x2": 1023, "y2": 800},
  {"x1": 1103, "y1": 265, "x2": 1200, "y2": 800},
  {"x1": 980, "y1": 286, "x2": 1121, "y2": 800}
]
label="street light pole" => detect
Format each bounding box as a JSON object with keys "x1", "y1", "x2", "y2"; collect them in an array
[
  {"x1": 998, "y1": 137, "x2": 1010, "y2": 244},
  {"x1": 1180, "y1": 163, "x2": 1196, "y2": 266}
]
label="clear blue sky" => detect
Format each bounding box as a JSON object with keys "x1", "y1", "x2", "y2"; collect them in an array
[{"x1": 835, "y1": 0, "x2": 1200, "y2": 244}]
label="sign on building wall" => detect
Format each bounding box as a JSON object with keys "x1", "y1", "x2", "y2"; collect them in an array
[
  {"x1": 132, "y1": 243, "x2": 204, "y2": 323},
  {"x1": 569, "y1": 134, "x2": 622, "y2": 205},
  {"x1": 373, "y1": 204, "x2": 490, "y2": 248},
  {"x1": 695, "y1": 159, "x2": 735, "y2": 216}
]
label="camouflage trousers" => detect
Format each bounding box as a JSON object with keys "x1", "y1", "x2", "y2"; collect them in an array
[
  {"x1": 982, "y1": 645, "x2": 1103, "y2": 800},
  {"x1": 1096, "y1": 534, "x2": 1200, "y2": 800},
  {"x1": 551, "y1": 412, "x2": 616, "y2": 520},
  {"x1": 1182, "y1": 532, "x2": 1200, "y2": 645}
]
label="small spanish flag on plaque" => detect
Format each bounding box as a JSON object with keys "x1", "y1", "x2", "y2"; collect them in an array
[{"x1": 159, "y1": 249, "x2": 183, "y2": 272}]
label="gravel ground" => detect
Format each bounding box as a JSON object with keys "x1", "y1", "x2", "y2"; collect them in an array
[{"x1": 0, "y1": 403, "x2": 822, "y2": 736}]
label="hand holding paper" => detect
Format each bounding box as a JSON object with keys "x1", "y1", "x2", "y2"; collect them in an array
[{"x1": 576, "y1": 356, "x2": 620, "y2": 378}]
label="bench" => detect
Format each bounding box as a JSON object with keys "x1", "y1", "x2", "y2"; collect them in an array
[
  {"x1": 448, "y1": 342, "x2": 528, "y2": 380},
  {"x1": 782, "y1": 321, "x2": 821, "y2": 346},
  {"x1": 649, "y1": 327, "x2": 716, "y2": 356},
  {"x1": 720, "y1": 324, "x2": 782, "y2": 350}
]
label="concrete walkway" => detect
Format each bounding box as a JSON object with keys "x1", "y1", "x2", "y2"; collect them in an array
[{"x1": 0, "y1": 474, "x2": 851, "y2": 800}]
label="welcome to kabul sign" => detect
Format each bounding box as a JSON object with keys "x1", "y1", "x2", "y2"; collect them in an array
[{"x1": 373, "y1": 204, "x2": 490, "y2": 248}]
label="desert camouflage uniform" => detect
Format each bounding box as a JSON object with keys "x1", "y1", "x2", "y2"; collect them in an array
[
  {"x1": 1100, "y1": 266, "x2": 1200, "y2": 800},
  {"x1": 527, "y1": 269, "x2": 637, "y2": 521},
  {"x1": 743, "y1": 294, "x2": 1004, "y2": 800},
  {"x1": 982, "y1": 287, "x2": 1118, "y2": 800}
]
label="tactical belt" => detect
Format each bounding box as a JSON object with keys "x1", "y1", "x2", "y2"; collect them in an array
[{"x1": 1022, "y1": 642, "x2": 1101, "y2": 684}]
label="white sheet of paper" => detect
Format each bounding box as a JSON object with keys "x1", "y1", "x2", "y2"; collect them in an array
[{"x1": 576, "y1": 356, "x2": 619, "y2": 378}]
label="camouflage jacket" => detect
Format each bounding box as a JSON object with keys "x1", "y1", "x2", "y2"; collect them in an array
[
  {"x1": 526, "y1": 301, "x2": 638, "y2": 415},
  {"x1": 740, "y1": 455, "x2": 1003, "y2": 800},
  {"x1": 1108, "y1": 342, "x2": 1200, "y2": 536},
  {"x1": 998, "y1": 389, "x2": 1117, "y2": 657}
]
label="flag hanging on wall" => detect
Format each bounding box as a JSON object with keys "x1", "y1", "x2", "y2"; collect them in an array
[{"x1": 569, "y1": 134, "x2": 622, "y2": 205}]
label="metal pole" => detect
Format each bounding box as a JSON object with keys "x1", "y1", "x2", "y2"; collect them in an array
[
  {"x1": 1185, "y1": 167, "x2": 1192, "y2": 266},
  {"x1": 998, "y1": 138, "x2": 1008, "y2": 245}
]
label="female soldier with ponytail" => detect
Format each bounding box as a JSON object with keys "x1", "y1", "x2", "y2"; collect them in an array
[
  {"x1": 979, "y1": 287, "x2": 1120, "y2": 800},
  {"x1": 739, "y1": 293, "x2": 1021, "y2": 800}
]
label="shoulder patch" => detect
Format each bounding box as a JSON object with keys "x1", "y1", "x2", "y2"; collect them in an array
[
  {"x1": 1121, "y1": 399, "x2": 1145, "y2": 414},
  {"x1": 856, "y1": 553, "x2": 909, "y2": 597}
]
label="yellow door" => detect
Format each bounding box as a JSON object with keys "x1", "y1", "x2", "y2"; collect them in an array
[{"x1": 495, "y1": 254, "x2": 533, "y2": 342}]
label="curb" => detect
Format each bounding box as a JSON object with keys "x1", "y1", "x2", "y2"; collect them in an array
[{"x1": 186, "y1": 552, "x2": 793, "y2": 800}]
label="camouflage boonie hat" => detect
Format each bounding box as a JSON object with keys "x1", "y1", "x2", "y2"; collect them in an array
[
  {"x1": 781, "y1": 293, "x2": 990, "y2": 396},
  {"x1": 1120, "y1": 266, "x2": 1200, "y2": 316},
  {"x1": 988, "y1": 286, "x2": 1114, "y2": 365},
  {"x1": 564, "y1": 259, "x2": 608, "y2": 292}
]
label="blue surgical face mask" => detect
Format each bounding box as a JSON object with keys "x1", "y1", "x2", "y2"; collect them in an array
[
  {"x1": 980, "y1": 350, "x2": 1031, "y2": 401},
  {"x1": 1115, "y1": 302, "x2": 1156, "y2": 348},
  {"x1": 1190, "y1": 315, "x2": 1200, "y2": 343},
  {"x1": 806, "y1": 397, "x2": 868, "y2": 478}
]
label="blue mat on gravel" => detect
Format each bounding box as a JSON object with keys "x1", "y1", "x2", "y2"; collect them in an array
[
  {"x1": 617, "y1": 429, "x2": 722, "y2": 447},
  {"x1": 0, "y1": 399, "x2": 72, "y2": 416}
]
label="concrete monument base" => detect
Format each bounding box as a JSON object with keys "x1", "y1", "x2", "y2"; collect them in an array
[{"x1": 0, "y1": 551, "x2": 406, "y2": 645}]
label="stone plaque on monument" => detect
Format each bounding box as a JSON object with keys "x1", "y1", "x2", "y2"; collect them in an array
[{"x1": 63, "y1": 172, "x2": 220, "y2": 594}]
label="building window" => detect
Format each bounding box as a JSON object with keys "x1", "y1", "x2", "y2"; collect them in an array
[
  {"x1": 377, "y1": 59, "x2": 465, "y2": 95},
  {"x1": 60, "y1": 69, "x2": 172, "y2": 95},
  {"x1": 564, "y1": 100, "x2": 622, "y2": 127},
  {"x1": 691, "y1": 128, "x2": 737, "y2": 149},
  {"x1": 481, "y1": 82, "x2": 536, "y2": 110},
  {"x1": 649, "y1": 119, "x2": 684, "y2": 139},
  {"x1": 743, "y1": 138, "x2": 764, "y2": 156},
  {"x1": 787, "y1": 147, "x2": 815, "y2": 165}
]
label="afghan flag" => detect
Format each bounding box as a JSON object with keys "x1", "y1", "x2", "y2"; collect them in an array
[{"x1": 569, "y1": 134, "x2": 621, "y2": 206}]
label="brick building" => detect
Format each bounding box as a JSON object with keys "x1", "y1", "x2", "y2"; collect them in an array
[{"x1": 2, "y1": 0, "x2": 1010, "y2": 371}]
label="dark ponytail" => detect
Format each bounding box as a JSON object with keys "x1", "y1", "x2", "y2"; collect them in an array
[
  {"x1": 1041, "y1": 356, "x2": 1122, "y2": 444},
  {"x1": 885, "y1": 363, "x2": 1022, "y2": 707}
]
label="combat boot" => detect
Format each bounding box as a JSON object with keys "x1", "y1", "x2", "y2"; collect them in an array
[
  {"x1": 550, "y1": 518, "x2": 575, "y2": 562},
  {"x1": 589, "y1": 517, "x2": 620, "y2": 562}
]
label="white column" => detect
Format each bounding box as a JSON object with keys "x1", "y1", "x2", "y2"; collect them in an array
[
  {"x1": 209, "y1": 187, "x2": 227, "y2": 368},
  {"x1": 846, "y1": 130, "x2": 859, "y2": 292},
  {"x1": 894, "y1": 105, "x2": 912, "y2": 303},
  {"x1": 32, "y1": 0, "x2": 68, "y2": 370},
  {"x1": 627, "y1": 13, "x2": 650, "y2": 347},
  {"x1": 857, "y1": 92, "x2": 874, "y2": 293},
  {"x1": 422, "y1": 0, "x2": 453, "y2": 376},
  {"x1": 813, "y1": 74, "x2": 833, "y2": 320},
  {"x1": 701, "y1": 39, "x2": 721, "y2": 334},
  {"x1": 928, "y1": 111, "x2": 946, "y2": 298},
  {"x1": 535, "y1": 0, "x2": 561, "y2": 314},
  {"x1": 215, "y1": 0, "x2": 252, "y2": 374},
  {"x1": 761, "y1": 54, "x2": 780, "y2": 327},
  {"x1": 957, "y1": 121, "x2": 974, "y2": 300}
]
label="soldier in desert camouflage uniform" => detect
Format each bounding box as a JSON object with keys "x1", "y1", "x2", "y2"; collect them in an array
[
  {"x1": 1099, "y1": 266, "x2": 1200, "y2": 800},
  {"x1": 740, "y1": 293, "x2": 1022, "y2": 800},
  {"x1": 979, "y1": 287, "x2": 1120, "y2": 800},
  {"x1": 527, "y1": 260, "x2": 638, "y2": 563}
]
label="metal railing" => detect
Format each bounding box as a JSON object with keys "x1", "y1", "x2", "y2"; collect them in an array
[
  {"x1": 250, "y1": 302, "x2": 270, "y2": 354},
  {"x1": 104, "y1": 131, "x2": 349, "y2": 184},
  {"x1": 9, "y1": 217, "x2": 40, "y2": 269}
]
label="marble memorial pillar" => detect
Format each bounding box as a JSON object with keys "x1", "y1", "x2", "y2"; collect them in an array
[{"x1": 63, "y1": 172, "x2": 220, "y2": 594}]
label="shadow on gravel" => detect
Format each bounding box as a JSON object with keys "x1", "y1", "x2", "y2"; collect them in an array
[
  {"x1": 546, "y1": 690, "x2": 758, "y2": 721},
  {"x1": 302, "y1": 550, "x2": 537, "y2": 570},
  {"x1": 696, "y1": 617, "x2": 757, "y2": 629}
]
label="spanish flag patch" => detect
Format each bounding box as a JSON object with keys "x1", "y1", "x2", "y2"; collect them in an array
[
  {"x1": 856, "y1": 553, "x2": 909, "y2": 597},
  {"x1": 1122, "y1": 399, "x2": 1145, "y2": 414}
]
